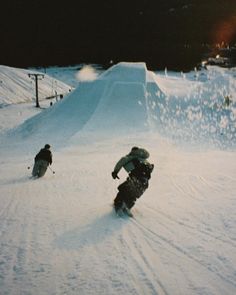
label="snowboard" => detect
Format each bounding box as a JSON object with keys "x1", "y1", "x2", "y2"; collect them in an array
[
  {"x1": 115, "y1": 203, "x2": 133, "y2": 218},
  {"x1": 29, "y1": 175, "x2": 39, "y2": 180}
]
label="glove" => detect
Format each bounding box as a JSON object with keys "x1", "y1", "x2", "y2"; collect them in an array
[{"x1": 112, "y1": 171, "x2": 119, "y2": 179}]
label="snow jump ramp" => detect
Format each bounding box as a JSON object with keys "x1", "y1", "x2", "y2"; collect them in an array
[{"x1": 7, "y1": 62, "x2": 165, "y2": 146}]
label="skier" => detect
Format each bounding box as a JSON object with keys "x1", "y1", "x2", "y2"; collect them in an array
[
  {"x1": 112, "y1": 146, "x2": 154, "y2": 216},
  {"x1": 32, "y1": 144, "x2": 52, "y2": 178}
]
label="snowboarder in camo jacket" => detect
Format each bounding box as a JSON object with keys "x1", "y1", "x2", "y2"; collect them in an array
[
  {"x1": 112, "y1": 146, "x2": 154, "y2": 215},
  {"x1": 32, "y1": 144, "x2": 52, "y2": 178}
]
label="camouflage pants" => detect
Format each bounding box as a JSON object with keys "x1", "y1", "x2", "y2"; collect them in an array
[
  {"x1": 32, "y1": 159, "x2": 48, "y2": 177},
  {"x1": 114, "y1": 176, "x2": 148, "y2": 210}
]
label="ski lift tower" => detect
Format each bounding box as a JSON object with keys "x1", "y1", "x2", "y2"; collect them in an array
[{"x1": 28, "y1": 73, "x2": 44, "y2": 108}]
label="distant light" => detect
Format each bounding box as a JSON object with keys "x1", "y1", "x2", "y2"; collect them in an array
[{"x1": 216, "y1": 54, "x2": 220, "y2": 59}]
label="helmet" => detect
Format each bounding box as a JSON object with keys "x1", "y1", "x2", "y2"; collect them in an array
[{"x1": 44, "y1": 144, "x2": 51, "y2": 149}]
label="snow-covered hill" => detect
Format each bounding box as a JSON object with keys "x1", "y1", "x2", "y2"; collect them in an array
[
  {"x1": 0, "y1": 65, "x2": 72, "y2": 107},
  {"x1": 0, "y1": 63, "x2": 235, "y2": 295}
]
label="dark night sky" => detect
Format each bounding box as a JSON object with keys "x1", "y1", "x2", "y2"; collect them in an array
[{"x1": 1, "y1": 0, "x2": 236, "y2": 70}]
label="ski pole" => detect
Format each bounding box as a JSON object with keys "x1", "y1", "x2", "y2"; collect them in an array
[{"x1": 48, "y1": 166, "x2": 55, "y2": 174}]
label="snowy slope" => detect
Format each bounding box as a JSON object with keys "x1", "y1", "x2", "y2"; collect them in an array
[
  {"x1": 0, "y1": 63, "x2": 236, "y2": 295},
  {"x1": 0, "y1": 65, "x2": 72, "y2": 107}
]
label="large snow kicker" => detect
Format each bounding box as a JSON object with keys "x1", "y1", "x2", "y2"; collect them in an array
[{"x1": 4, "y1": 62, "x2": 165, "y2": 146}]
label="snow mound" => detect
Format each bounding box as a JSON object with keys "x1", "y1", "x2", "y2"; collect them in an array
[
  {"x1": 5, "y1": 62, "x2": 165, "y2": 147},
  {"x1": 0, "y1": 65, "x2": 72, "y2": 107}
]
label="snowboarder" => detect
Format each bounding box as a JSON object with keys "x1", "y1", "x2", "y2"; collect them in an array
[
  {"x1": 32, "y1": 144, "x2": 53, "y2": 178},
  {"x1": 112, "y1": 146, "x2": 154, "y2": 216}
]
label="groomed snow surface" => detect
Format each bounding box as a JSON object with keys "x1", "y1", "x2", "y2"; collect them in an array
[{"x1": 0, "y1": 63, "x2": 236, "y2": 295}]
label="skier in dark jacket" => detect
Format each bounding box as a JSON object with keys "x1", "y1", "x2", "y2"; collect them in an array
[
  {"x1": 32, "y1": 144, "x2": 52, "y2": 177},
  {"x1": 112, "y1": 146, "x2": 154, "y2": 215}
]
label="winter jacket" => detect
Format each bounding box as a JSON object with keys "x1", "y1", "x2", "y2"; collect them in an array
[
  {"x1": 35, "y1": 148, "x2": 52, "y2": 165},
  {"x1": 113, "y1": 148, "x2": 150, "y2": 175}
]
